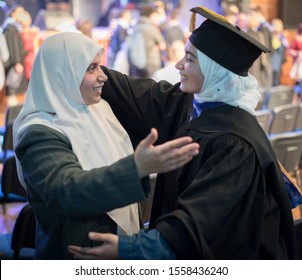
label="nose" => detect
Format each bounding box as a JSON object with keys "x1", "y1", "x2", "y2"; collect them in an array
[
  {"x1": 175, "y1": 57, "x2": 185, "y2": 70},
  {"x1": 97, "y1": 68, "x2": 108, "y2": 82}
]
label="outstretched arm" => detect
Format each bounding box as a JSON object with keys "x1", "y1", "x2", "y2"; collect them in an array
[{"x1": 134, "y1": 128, "x2": 199, "y2": 178}]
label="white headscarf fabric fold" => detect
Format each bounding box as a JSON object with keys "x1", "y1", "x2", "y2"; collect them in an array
[
  {"x1": 194, "y1": 50, "x2": 261, "y2": 115},
  {"x1": 13, "y1": 32, "x2": 139, "y2": 235}
]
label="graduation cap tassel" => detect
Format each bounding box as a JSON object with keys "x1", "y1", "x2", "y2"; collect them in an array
[{"x1": 190, "y1": 12, "x2": 196, "y2": 32}]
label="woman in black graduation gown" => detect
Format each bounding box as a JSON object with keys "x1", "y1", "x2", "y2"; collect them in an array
[{"x1": 69, "y1": 6, "x2": 297, "y2": 260}]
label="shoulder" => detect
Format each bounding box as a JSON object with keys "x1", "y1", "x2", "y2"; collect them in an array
[
  {"x1": 189, "y1": 106, "x2": 260, "y2": 146},
  {"x1": 15, "y1": 124, "x2": 74, "y2": 165},
  {"x1": 17, "y1": 124, "x2": 70, "y2": 147},
  {"x1": 195, "y1": 130, "x2": 253, "y2": 152}
]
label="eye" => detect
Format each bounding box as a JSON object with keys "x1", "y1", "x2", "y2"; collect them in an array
[
  {"x1": 185, "y1": 54, "x2": 193, "y2": 62},
  {"x1": 87, "y1": 63, "x2": 97, "y2": 72}
]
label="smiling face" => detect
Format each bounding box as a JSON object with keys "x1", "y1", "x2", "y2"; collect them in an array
[
  {"x1": 80, "y1": 51, "x2": 108, "y2": 105},
  {"x1": 175, "y1": 40, "x2": 204, "y2": 94}
]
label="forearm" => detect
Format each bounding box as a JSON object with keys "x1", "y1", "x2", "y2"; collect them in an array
[
  {"x1": 17, "y1": 125, "x2": 150, "y2": 216},
  {"x1": 119, "y1": 229, "x2": 176, "y2": 260}
]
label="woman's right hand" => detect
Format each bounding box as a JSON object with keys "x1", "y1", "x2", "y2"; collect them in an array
[{"x1": 134, "y1": 128, "x2": 199, "y2": 178}]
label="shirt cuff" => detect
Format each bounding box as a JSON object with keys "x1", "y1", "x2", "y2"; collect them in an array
[{"x1": 119, "y1": 229, "x2": 176, "y2": 260}]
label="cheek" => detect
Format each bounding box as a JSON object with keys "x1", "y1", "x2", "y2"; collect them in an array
[
  {"x1": 194, "y1": 75, "x2": 204, "y2": 92},
  {"x1": 80, "y1": 76, "x2": 87, "y2": 92},
  {"x1": 79, "y1": 83, "x2": 84, "y2": 95},
  {"x1": 80, "y1": 75, "x2": 94, "y2": 94},
  {"x1": 79, "y1": 83, "x2": 86, "y2": 99},
  {"x1": 187, "y1": 71, "x2": 203, "y2": 92},
  {"x1": 80, "y1": 79, "x2": 91, "y2": 102}
]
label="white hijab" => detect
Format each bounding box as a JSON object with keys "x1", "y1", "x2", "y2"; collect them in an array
[
  {"x1": 194, "y1": 50, "x2": 261, "y2": 115},
  {"x1": 13, "y1": 32, "x2": 139, "y2": 236}
]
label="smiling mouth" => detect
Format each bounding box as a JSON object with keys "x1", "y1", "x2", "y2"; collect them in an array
[
  {"x1": 180, "y1": 75, "x2": 188, "y2": 81},
  {"x1": 93, "y1": 86, "x2": 102, "y2": 91}
]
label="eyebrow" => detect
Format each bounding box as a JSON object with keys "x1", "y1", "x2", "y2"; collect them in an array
[
  {"x1": 88, "y1": 62, "x2": 98, "y2": 67},
  {"x1": 185, "y1": 50, "x2": 198, "y2": 59}
]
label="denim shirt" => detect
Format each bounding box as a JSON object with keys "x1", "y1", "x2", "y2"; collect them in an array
[{"x1": 119, "y1": 229, "x2": 176, "y2": 260}]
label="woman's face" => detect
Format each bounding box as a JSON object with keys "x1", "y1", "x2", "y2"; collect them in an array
[
  {"x1": 175, "y1": 40, "x2": 204, "y2": 94},
  {"x1": 80, "y1": 51, "x2": 108, "y2": 105}
]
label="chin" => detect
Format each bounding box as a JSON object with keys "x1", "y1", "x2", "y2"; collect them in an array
[
  {"x1": 180, "y1": 84, "x2": 189, "y2": 93},
  {"x1": 180, "y1": 84, "x2": 196, "y2": 94}
]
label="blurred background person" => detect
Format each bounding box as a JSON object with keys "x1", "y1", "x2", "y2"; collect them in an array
[
  {"x1": 75, "y1": 18, "x2": 94, "y2": 39},
  {"x1": 153, "y1": 0, "x2": 167, "y2": 31},
  {"x1": 128, "y1": 5, "x2": 166, "y2": 78},
  {"x1": 2, "y1": 4, "x2": 27, "y2": 106},
  {"x1": 223, "y1": 2, "x2": 239, "y2": 25},
  {"x1": 33, "y1": 1, "x2": 74, "y2": 32},
  {"x1": 163, "y1": 9, "x2": 185, "y2": 50},
  {"x1": 97, "y1": 0, "x2": 117, "y2": 27},
  {"x1": 0, "y1": 26, "x2": 9, "y2": 99},
  {"x1": 152, "y1": 39, "x2": 184, "y2": 84},
  {"x1": 236, "y1": 12, "x2": 249, "y2": 32},
  {"x1": 20, "y1": 10, "x2": 39, "y2": 83},
  {"x1": 271, "y1": 18, "x2": 288, "y2": 86},
  {"x1": 288, "y1": 22, "x2": 302, "y2": 99},
  {"x1": 248, "y1": 4, "x2": 273, "y2": 88},
  {"x1": 107, "y1": 8, "x2": 132, "y2": 68}
]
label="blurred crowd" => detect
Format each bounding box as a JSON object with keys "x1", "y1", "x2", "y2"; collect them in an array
[{"x1": 0, "y1": 1, "x2": 302, "y2": 108}]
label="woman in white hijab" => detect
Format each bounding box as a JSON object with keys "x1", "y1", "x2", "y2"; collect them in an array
[{"x1": 13, "y1": 32, "x2": 199, "y2": 259}]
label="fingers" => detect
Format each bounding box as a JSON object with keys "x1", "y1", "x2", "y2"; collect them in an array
[
  {"x1": 68, "y1": 232, "x2": 119, "y2": 260},
  {"x1": 68, "y1": 245, "x2": 98, "y2": 260},
  {"x1": 156, "y1": 136, "x2": 196, "y2": 154},
  {"x1": 161, "y1": 154, "x2": 193, "y2": 171},
  {"x1": 88, "y1": 232, "x2": 114, "y2": 243},
  {"x1": 134, "y1": 131, "x2": 200, "y2": 177},
  {"x1": 155, "y1": 142, "x2": 199, "y2": 172},
  {"x1": 157, "y1": 141, "x2": 199, "y2": 162},
  {"x1": 138, "y1": 128, "x2": 158, "y2": 148},
  {"x1": 166, "y1": 153, "x2": 195, "y2": 169},
  {"x1": 68, "y1": 245, "x2": 81, "y2": 251},
  {"x1": 68, "y1": 245, "x2": 92, "y2": 259}
]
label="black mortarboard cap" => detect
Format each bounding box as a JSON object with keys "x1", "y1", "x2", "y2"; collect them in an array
[{"x1": 189, "y1": 6, "x2": 270, "y2": 76}]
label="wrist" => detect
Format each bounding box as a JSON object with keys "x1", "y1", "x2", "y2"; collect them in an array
[{"x1": 134, "y1": 154, "x2": 145, "y2": 178}]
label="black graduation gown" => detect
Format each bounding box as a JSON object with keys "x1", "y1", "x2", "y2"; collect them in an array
[{"x1": 101, "y1": 67, "x2": 296, "y2": 260}]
